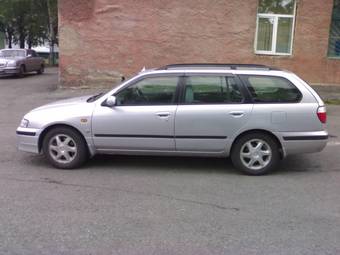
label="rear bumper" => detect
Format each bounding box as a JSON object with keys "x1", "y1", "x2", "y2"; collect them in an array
[
  {"x1": 16, "y1": 127, "x2": 40, "y2": 154},
  {"x1": 275, "y1": 131, "x2": 328, "y2": 156}
]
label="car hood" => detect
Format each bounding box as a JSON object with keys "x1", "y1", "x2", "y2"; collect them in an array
[
  {"x1": 0, "y1": 57, "x2": 23, "y2": 63},
  {"x1": 31, "y1": 95, "x2": 91, "y2": 112}
]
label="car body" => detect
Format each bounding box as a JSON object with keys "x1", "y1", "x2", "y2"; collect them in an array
[
  {"x1": 16, "y1": 64, "x2": 328, "y2": 175},
  {"x1": 0, "y1": 49, "x2": 44, "y2": 77}
]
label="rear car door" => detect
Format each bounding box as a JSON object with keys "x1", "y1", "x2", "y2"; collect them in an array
[
  {"x1": 92, "y1": 75, "x2": 180, "y2": 152},
  {"x1": 175, "y1": 74, "x2": 253, "y2": 153}
]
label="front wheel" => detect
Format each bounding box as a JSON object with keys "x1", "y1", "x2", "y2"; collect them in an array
[
  {"x1": 42, "y1": 127, "x2": 88, "y2": 169},
  {"x1": 37, "y1": 64, "x2": 44, "y2": 74},
  {"x1": 18, "y1": 65, "x2": 25, "y2": 78},
  {"x1": 231, "y1": 133, "x2": 280, "y2": 175}
]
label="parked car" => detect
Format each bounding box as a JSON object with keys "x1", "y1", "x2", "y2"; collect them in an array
[
  {"x1": 0, "y1": 49, "x2": 44, "y2": 77},
  {"x1": 16, "y1": 64, "x2": 328, "y2": 175}
]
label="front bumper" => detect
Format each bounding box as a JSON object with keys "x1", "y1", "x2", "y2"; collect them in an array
[
  {"x1": 0, "y1": 67, "x2": 20, "y2": 76},
  {"x1": 16, "y1": 127, "x2": 41, "y2": 154}
]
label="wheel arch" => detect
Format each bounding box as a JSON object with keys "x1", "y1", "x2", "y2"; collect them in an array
[
  {"x1": 38, "y1": 123, "x2": 91, "y2": 155},
  {"x1": 230, "y1": 129, "x2": 284, "y2": 159},
  {"x1": 20, "y1": 64, "x2": 26, "y2": 72}
]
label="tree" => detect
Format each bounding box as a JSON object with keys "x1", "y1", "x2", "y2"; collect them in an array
[
  {"x1": 0, "y1": 0, "x2": 17, "y2": 48},
  {"x1": 46, "y1": 0, "x2": 58, "y2": 65},
  {"x1": 0, "y1": 0, "x2": 58, "y2": 64}
]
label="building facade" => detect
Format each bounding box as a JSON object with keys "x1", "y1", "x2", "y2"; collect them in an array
[{"x1": 59, "y1": 0, "x2": 340, "y2": 87}]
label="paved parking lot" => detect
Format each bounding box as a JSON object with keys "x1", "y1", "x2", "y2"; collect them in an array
[{"x1": 0, "y1": 69, "x2": 340, "y2": 254}]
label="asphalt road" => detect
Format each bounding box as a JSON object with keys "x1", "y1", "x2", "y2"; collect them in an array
[{"x1": 0, "y1": 69, "x2": 340, "y2": 255}]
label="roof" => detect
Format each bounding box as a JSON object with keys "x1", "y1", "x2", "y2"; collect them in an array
[
  {"x1": 137, "y1": 63, "x2": 288, "y2": 77},
  {"x1": 158, "y1": 63, "x2": 280, "y2": 71}
]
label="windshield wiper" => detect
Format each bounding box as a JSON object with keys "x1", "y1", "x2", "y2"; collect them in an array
[{"x1": 87, "y1": 93, "x2": 104, "y2": 103}]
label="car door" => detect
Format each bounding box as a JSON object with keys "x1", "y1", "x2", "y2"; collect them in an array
[
  {"x1": 31, "y1": 50, "x2": 41, "y2": 70},
  {"x1": 92, "y1": 75, "x2": 180, "y2": 152},
  {"x1": 25, "y1": 50, "x2": 38, "y2": 72},
  {"x1": 25, "y1": 50, "x2": 33, "y2": 71},
  {"x1": 175, "y1": 74, "x2": 253, "y2": 152}
]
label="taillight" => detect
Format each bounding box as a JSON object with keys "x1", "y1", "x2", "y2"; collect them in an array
[{"x1": 317, "y1": 106, "x2": 327, "y2": 123}]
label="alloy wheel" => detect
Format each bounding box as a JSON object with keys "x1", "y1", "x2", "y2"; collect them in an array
[
  {"x1": 240, "y1": 139, "x2": 272, "y2": 171},
  {"x1": 48, "y1": 134, "x2": 77, "y2": 164}
]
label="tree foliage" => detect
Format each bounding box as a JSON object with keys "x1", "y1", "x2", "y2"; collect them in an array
[{"x1": 0, "y1": 0, "x2": 58, "y2": 49}]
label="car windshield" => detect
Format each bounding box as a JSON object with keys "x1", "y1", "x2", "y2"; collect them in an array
[{"x1": 0, "y1": 50, "x2": 26, "y2": 58}]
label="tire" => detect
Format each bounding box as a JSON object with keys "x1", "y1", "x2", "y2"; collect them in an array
[
  {"x1": 18, "y1": 65, "x2": 25, "y2": 78},
  {"x1": 231, "y1": 132, "x2": 280, "y2": 175},
  {"x1": 42, "y1": 127, "x2": 88, "y2": 169},
  {"x1": 37, "y1": 64, "x2": 44, "y2": 74}
]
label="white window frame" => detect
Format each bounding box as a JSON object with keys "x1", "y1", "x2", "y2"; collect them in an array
[{"x1": 254, "y1": 2, "x2": 296, "y2": 56}]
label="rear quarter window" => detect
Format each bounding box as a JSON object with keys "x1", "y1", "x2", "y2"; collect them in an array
[{"x1": 241, "y1": 75, "x2": 302, "y2": 103}]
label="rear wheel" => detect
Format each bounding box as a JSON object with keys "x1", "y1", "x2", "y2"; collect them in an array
[
  {"x1": 231, "y1": 132, "x2": 280, "y2": 175},
  {"x1": 42, "y1": 127, "x2": 88, "y2": 169}
]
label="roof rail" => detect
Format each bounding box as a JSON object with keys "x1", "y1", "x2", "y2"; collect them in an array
[{"x1": 158, "y1": 63, "x2": 280, "y2": 71}]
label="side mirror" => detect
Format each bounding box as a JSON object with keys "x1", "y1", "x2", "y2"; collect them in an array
[
  {"x1": 27, "y1": 54, "x2": 32, "y2": 58},
  {"x1": 105, "y1": 96, "x2": 116, "y2": 107}
]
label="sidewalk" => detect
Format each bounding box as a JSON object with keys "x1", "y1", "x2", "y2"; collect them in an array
[{"x1": 312, "y1": 85, "x2": 340, "y2": 103}]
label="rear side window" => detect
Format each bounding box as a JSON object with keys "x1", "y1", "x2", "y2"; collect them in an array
[
  {"x1": 242, "y1": 75, "x2": 302, "y2": 103},
  {"x1": 184, "y1": 76, "x2": 243, "y2": 104}
]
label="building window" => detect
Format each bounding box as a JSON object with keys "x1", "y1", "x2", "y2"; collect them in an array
[
  {"x1": 255, "y1": 0, "x2": 296, "y2": 55},
  {"x1": 328, "y1": 0, "x2": 340, "y2": 58}
]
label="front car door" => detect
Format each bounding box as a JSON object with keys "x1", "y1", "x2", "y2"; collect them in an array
[
  {"x1": 175, "y1": 74, "x2": 253, "y2": 153},
  {"x1": 25, "y1": 50, "x2": 35, "y2": 72},
  {"x1": 92, "y1": 75, "x2": 180, "y2": 153},
  {"x1": 30, "y1": 50, "x2": 41, "y2": 71}
]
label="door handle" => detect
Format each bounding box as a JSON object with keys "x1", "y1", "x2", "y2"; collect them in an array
[
  {"x1": 229, "y1": 111, "x2": 245, "y2": 117},
  {"x1": 156, "y1": 112, "x2": 170, "y2": 118}
]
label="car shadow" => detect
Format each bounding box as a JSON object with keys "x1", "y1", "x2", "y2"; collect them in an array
[
  {"x1": 85, "y1": 154, "x2": 323, "y2": 175},
  {"x1": 0, "y1": 72, "x2": 40, "y2": 79},
  {"x1": 274, "y1": 155, "x2": 324, "y2": 175},
  {"x1": 25, "y1": 153, "x2": 320, "y2": 175},
  {"x1": 86, "y1": 154, "x2": 237, "y2": 174},
  {"x1": 25, "y1": 153, "x2": 237, "y2": 174}
]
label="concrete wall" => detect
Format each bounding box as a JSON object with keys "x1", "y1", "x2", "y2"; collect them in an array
[{"x1": 59, "y1": 0, "x2": 340, "y2": 87}]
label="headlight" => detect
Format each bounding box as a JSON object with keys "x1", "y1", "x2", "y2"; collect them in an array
[
  {"x1": 6, "y1": 61, "x2": 17, "y2": 67},
  {"x1": 19, "y1": 119, "x2": 29, "y2": 128}
]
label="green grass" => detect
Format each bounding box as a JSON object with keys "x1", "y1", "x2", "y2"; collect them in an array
[{"x1": 325, "y1": 99, "x2": 340, "y2": 105}]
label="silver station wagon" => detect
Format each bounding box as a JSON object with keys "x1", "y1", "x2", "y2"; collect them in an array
[{"x1": 16, "y1": 64, "x2": 328, "y2": 175}]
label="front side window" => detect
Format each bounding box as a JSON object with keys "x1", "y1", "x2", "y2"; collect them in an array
[
  {"x1": 242, "y1": 75, "x2": 302, "y2": 103},
  {"x1": 184, "y1": 76, "x2": 243, "y2": 104},
  {"x1": 255, "y1": 0, "x2": 296, "y2": 55},
  {"x1": 116, "y1": 76, "x2": 178, "y2": 106},
  {"x1": 328, "y1": 0, "x2": 340, "y2": 58}
]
